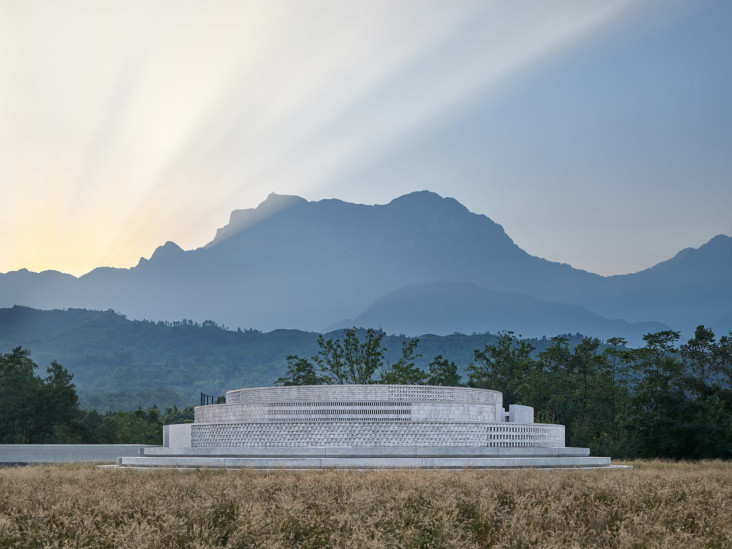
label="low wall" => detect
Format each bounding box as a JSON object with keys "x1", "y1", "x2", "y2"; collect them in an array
[
  {"x1": 225, "y1": 385, "x2": 503, "y2": 407},
  {"x1": 195, "y1": 402, "x2": 497, "y2": 423},
  {"x1": 0, "y1": 444, "x2": 156, "y2": 464}
]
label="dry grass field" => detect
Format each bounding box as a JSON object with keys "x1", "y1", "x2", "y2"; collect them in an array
[{"x1": 0, "y1": 461, "x2": 730, "y2": 548}]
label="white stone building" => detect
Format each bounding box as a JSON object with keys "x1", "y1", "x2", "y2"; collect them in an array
[{"x1": 117, "y1": 385, "x2": 613, "y2": 468}]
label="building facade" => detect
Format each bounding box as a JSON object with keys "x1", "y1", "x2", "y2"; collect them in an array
[{"x1": 118, "y1": 385, "x2": 613, "y2": 468}]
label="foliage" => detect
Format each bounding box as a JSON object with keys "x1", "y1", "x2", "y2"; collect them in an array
[
  {"x1": 275, "y1": 355, "x2": 326, "y2": 386},
  {"x1": 0, "y1": 306, "x2": 589, "y2": 410},
  {"x1": 76, "y1": 404, "x2": 194, "y2": 445},
  {"x1": 1, "y1": 307, "x2": 731, "y2": 458},
  {"x1": 464, "y1": 327, "x2": 732, "y2": 459},
  {"x1": 0, "y1": 347, "x2": 80, "y2": 443},
  {"x1": 0, "y1": 347, "x2": 193, "y2": 444},
  {"x1": 427, "y1": 354, "x2": 461, "y2": 386},
  {"x1": 379, "y1": 339, "x2": 428, "y2": 385},
  {"x1": 277, "y1": 332, "x2": 452, "y2": 386},
  {"x1": 315, "y1": 328, "x2": 387, "y2": 384},
  {"x1": 274, "y1": 324, "x2": 731, "y2": 459},
  {"x1": 467, "y1": 331, "x2": 535, "y2": 405},
  {"x1": 277, "y1": 328, "x2": 391, "y2": 385}
]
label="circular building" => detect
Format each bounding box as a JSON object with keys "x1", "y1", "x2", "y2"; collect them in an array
[{"x1": 118, "y1": 385, "x2": 613, "y2": 468}]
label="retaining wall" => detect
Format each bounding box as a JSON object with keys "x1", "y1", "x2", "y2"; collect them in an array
[{"x1": 0, "y1": 444, "x2": 155, "y2": 464}]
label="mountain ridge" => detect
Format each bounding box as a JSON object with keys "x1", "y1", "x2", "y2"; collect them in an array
[{"x1": 0, "y1": 191, "x2": 728, "y2": 338}]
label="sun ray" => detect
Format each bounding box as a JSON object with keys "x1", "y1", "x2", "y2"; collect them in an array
[{"x1": 5, "y1": 0, "x2": 718, "y2": 277}]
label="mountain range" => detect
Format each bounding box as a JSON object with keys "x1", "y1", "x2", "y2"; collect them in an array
[{"x1": 1, "y1": 191, "x2": 729, "y2": 343}]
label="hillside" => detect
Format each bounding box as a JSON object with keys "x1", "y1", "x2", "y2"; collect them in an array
[
  {"x1": 0, "y1": 306, "x2": 593, "y2": 410},
  {"x1": 330, "y1": 281, "x2": 667, "y2": 344}
]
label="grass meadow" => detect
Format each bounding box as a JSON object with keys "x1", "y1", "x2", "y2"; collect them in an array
[{"x1": 0, "y1": 461, "x2": 729, "y2": 548}]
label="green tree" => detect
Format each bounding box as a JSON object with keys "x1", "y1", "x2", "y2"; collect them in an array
[
  {"x1": 717, "y1": 331, "x2": 732, "y2": 389},
  {"x1": 626, "y1": 330, "x2": 694, "y2": 458},
  {"x1": 427, "y1": 355, "x2": 461, "y2": 386},
  {"x1": 591, "y1": 337, "x2": 638, "y2": 457},
  {"x1": 0, "y1": 347, "x2": 39, "y2": 442},
  {"x1": 35, "y1": 361, "x2": 81, "y2": 443},
  {"x1": 681, "y1": 325, "x2": 717, "y2": 389},
  {"x1": 525, "y1": 336, "x2": 573, "y2": 426},
  {"x1": 162, "y1": 403, "x2": 195, "y2": 424},
  {"x1": 678, "y1": 327, "x2": 732, "y2": 458},
  {"x1": 468, "y1": 332, "x2": 534, "y2": 405},
  {"x1": 275, "y1": 355, "x2": 326, "y2": 386},
  {"x1": 570, "y1": 338, "x2": 602, "y2": 413},
  {"x1": 566, "y1": 337, "x2": 615, "y2": 453},
  {"x1": 602, "y1": 337, "x2": 630, "y2": 426},
  {"x1": 0, "y1": 348, "x2": 80, "y2": 443},
  {"x1": 346, "y1": 328, "x2": 387, "y2": 384},
  {"x1": 380, "y1": 339, "x2": 428, "y2": 385},
  {"x1": 277, "y1": 328, "x2": 386, "y2": 385}
]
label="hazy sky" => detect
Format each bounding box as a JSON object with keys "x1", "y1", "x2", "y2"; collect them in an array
[{"x1": 1, "y1": 0, "x2": 730, "y2": 277}]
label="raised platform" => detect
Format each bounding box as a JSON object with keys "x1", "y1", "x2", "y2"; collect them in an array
[
  {"x1": 117, "y1": 446, "x2": 609, "y2": 469},
  {"x1": 117, "y1": 456, "x2": 611, "y2": 469}
]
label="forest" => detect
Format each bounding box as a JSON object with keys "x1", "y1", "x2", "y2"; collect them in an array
[
  {"x1": 275, "y1": 326, "x2": 731, "y2": 459},
  {"x1": 0, "y1": 306, "x2": 587, "y2": 410},
  {"x1": 1, "y1": 325, "x2": 729, "y2": 458},
  {"x1": 0, "y1": 347, "x2": 193, "y2": 445}
]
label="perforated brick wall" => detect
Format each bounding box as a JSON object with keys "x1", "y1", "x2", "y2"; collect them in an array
[{"x1": 190, "y1": 422, "x2": 564, "y2": 448}]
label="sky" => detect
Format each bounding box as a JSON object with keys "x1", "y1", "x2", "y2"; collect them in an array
[{"x1": 1, "y1": 0, "x2": 730, "y2": 277}]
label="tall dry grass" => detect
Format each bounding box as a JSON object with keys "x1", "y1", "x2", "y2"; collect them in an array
[{"x1": 0, "y1": 461, "x2": 729, "y2": 548}]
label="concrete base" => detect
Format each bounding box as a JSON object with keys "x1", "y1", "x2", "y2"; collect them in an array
[
  {"x1": 0, "y1": 444, "x2": 154, "y2": 464},
  {"x1": 116, "y1": 446, "x2": 613, "y2": 469},
  {"x1": 117, "y1": 455, "x2": 611, "y2": 469}
]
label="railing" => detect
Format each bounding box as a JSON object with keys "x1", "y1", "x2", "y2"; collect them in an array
[{"x1": 200, "y1": 393, "x2": 226, "y2": 406}]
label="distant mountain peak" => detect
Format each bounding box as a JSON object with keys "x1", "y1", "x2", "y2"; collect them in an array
[
  {"x1": 387, "y1": 190, "x2": 468, "y2": 214},
  {"x1": 388, "y1": 189, "x2": 443, "y2": 203},
  {"x1": 632, "y1": 234, "x2": 731, "y2": 275},
  {"x1": 150, "y1": 241, "x2": 184, "y2": 260},
  {"x1": 133, "y1": 241, "x2": 185, "y2": 269},
  {"x1": 260, "y1": 192, "x2": 308, "y2": 209},
  {"x1": 207, "y1": 190, "x2": 475, "y2": 248},
  {"x1": 207, "y1": 193, "x2": 307, "y2": 247}
]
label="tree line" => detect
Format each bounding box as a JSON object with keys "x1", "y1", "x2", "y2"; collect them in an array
[
  {"x1": 276, "y1": 328, "x2": 460, "y2": 386},
  {"x1": 0, "y1": 306, "x2": 580, "y2": 411},
  {"x1": 277, "y1": 326, "x2": 731, "y2": 459},
  {"x1": 2, "y1": 324, "x2": 730, "y2": 458},
  {"x1": 0, "y1": 347, "x2": 193, "y2": 445}
]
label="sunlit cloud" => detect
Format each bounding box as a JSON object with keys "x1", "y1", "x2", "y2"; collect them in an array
[{"x1": 0, "y1": 0, "x2": 639, "y2": 276}]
